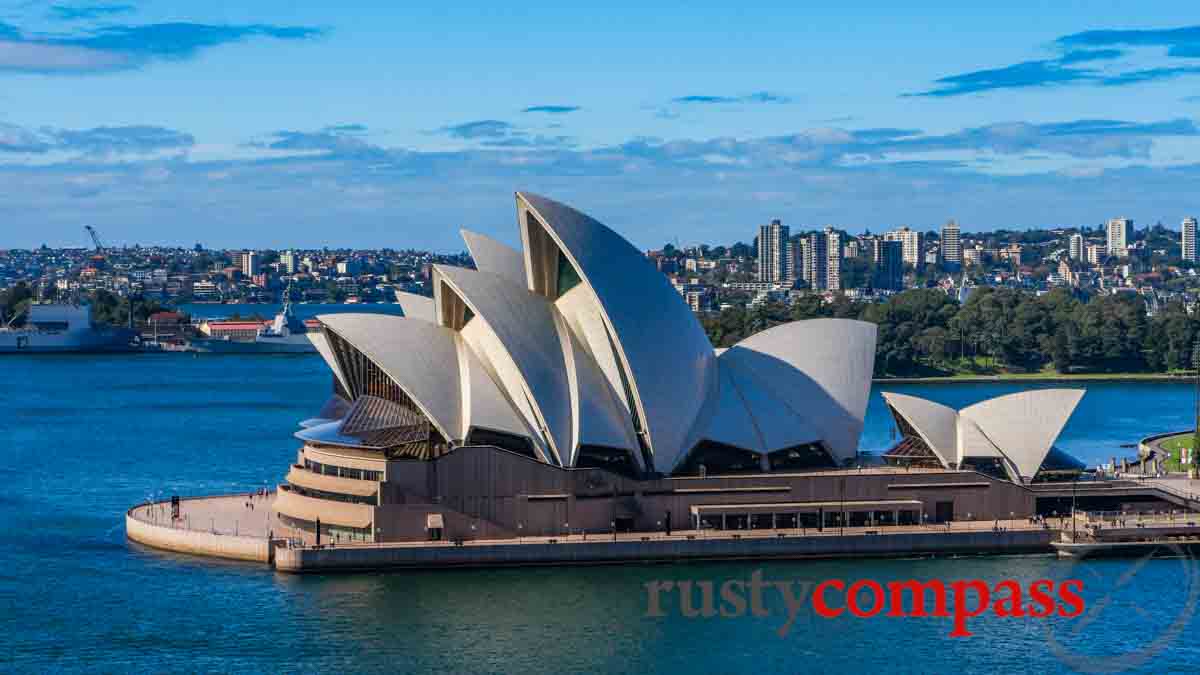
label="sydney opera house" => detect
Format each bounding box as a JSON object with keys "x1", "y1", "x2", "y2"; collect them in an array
[{"x1": 271, "y1": 192, "x2": 1091, "y2": 544}]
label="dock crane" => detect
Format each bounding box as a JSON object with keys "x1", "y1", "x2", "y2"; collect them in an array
[{"x1": 84, "y1": 225, "x2": 105, "y2": 253}]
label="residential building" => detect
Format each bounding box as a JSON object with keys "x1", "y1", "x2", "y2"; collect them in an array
[
  {"x1": 1069, "y1": 234, "x2": 1084, "y2": 261},
  {"x1": 885, "y1": 227, "x2": 923, "y2": 269},
  {"x1": 1183, "y1": 217, "x2": 1198, "y2": 263},
  {"x1": 239, "y1": 251, "x2": 260, "y2": 276},
  {"x1": 1107, "y1": 218, "x2": 1134, "y2": 257},
  {"x1": 843, "y1": 240, "x2": 860, "y2": 260},
  {"x1": 963, "y1": 245, "x2": 982, "y2": 267},
  {"x1": 999, "y1": 244, "x2": 1022, "y2": 267},
  {"x1": 803, "y1": 231, "x2": 827, "y2": 290},
  {"x1": 870, "y1": 239, "x2": 904, "y2": 291},
  {"x1": 757, "y1": 219, "x2": 790, "y2": 282},
  {"x1": 824, "y1": 227, "x2": 843, "y2": 291},
  {"x1": 940, "y1": 220, "x2": 962, "y2": 267}
]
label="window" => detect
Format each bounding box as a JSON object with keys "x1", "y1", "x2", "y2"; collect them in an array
[
  {"x1": 556, "y1": 250, "x2": 581, "y2": 298},
  {"x1": 675, "y1": 441, "x2": 762, "y2": 476},
  {"x1": 303, "y1": 458, "x2": 381, "y2": 481},
  {"x1": 767, "y1": 443, "x2": 837, "y2": 471},
  {"x1": 289, "y1": 484, "x2": 377, "y2": 506},
  {"x1": 576, "y1": 445, "x2": 640, "y2": 478},
  {"x1": 465, "y1": 427, "x2": 536, "y2": 458}
]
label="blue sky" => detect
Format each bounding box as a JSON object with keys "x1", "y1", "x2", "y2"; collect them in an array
[{"x1": 1, "y1": 2, "x2": 1199, "y2": 250}]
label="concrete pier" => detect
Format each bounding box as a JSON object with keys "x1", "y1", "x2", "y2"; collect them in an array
[
  {"x1": 125, "y1": 493, "x2": 275, "y2": 563},
  {"x1": 1050, "y1": 511, "x2": 1200, "y2": 558}
]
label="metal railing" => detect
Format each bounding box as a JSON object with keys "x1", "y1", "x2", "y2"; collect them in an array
[{"x1": 128, "y1": 496, "x2": 274, "y2": 540}]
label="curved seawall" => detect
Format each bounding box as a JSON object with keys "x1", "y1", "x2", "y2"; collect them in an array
[{"x1": 125, "y1": 497, "x2": 272, "y2": 563}]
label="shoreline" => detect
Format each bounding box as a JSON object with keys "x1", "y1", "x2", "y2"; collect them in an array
[{"x1": 874, "y1": 373, "x2": 1195, "y2": 384}]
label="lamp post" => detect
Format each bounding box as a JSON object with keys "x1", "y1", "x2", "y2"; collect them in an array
[
  {"x1": 839, "y1": 477, "x2": 846, "y2": 536},
  {"x1": 1072, "y1": 474, "x2": 1079, "y2": 542}
]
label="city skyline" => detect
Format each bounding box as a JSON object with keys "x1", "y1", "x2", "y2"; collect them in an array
[{"x1": 2, "y1": 3, "x2": 1200, "y2": 249}]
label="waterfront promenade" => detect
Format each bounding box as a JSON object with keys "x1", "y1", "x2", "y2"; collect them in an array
[
  {"x1": 126, "y1": 492, "x2": 1058, "y2": 571},
  {"x1": 126, "y1": 492, "x2": 276, "y2": 562}
]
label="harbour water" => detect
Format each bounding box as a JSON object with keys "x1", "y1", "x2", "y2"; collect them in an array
[{"x1": 3, "y1": 355, "x2": 1200, "y2": 673}]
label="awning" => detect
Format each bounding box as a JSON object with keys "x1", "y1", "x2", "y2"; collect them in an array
[{"x1": 426, "y1": 513, "x2": 445, "y2": 530}]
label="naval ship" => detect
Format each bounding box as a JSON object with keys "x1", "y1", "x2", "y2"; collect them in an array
[
  {"x1": 186, "y1": 297, "x2": 316, "y2": 354},
  {"x1": 0, "y1": 303, "x2": 140, "y2": 353}
]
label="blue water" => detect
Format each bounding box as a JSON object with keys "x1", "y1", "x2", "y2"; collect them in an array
[{"x1": 2, "y1": 356, "x2": 1199, "y2": 673}]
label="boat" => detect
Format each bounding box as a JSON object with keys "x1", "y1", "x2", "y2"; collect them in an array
[
  {"x1": 186, "y1": 296, "x2": 316, "y2": 354},
  {"x1": 0, "y1": 303, "x2": 140, "y2": 353}
]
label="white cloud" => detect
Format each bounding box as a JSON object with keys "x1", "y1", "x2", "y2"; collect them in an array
[{"x1": 0, "y1": 40, "x2": 128, "y2": 73}]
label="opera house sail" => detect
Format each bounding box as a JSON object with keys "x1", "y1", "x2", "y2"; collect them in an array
[
  {"x1": 271, "y1": 192, "x2": 1085, "y2": 545},
  {"x1": 880, "y1": 390, "x2": 1086, "y2": 483}
]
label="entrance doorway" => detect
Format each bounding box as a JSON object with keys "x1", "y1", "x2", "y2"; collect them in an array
[{"x1": 934, "y1": 501, "x2": 954, "y2": 523}]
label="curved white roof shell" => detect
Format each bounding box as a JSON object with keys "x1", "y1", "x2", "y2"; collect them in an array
[
  {"x1": 393, "y1": 291, "x2": 435, "y2": 322},
  {"x1": 461, "y1": 229, "x2": 526, "y2": 285},
  {"x1": 695, "y1": 365, "x2": 771, "y2": 454},
  {"x1": 452, "y1": 335, "x2": 537, "y2": 447},
  {"x1": 880, "y1": 392, "x2": 957, "y2": 467},
  {"x1": 302, "y1": 192, "x2": 891, "y2": 478},
  {"x1": 517, "y1": 192, "x2": 717, "y2": 472},
  {"x1": 558, "y1": 314, "x2": 641, "y2": 465},
  {"x1": 961, "y1": 389, "x2": 1085, "y2": 480},
  {"x1": 318, "y1": 314, "x2": 463, "y2": 444},
  {"x1": 433, "y1": 264, "x2": 574, "y2": 465},
  {"x1": 307, "y1": 331, "x2": 351, "y2": 396},
  {"x1": 690, "y1": 362, "x2": 824, "y2": 458},
  {"x1": 883, "y1": 388, "x2": 1085, "y2": 482},
  {"x1": 719, "y1": 319, "x2": 876, "y2": 464}
]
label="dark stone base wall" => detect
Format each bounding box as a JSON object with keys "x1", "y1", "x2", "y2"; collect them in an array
[{"x1": 368, "y1": 445, "x2": 1039, "y2": 542}]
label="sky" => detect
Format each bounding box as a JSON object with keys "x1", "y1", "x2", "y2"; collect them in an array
[{"x1": 1, "y1": 2, "x2": 1200, "y2": 251}]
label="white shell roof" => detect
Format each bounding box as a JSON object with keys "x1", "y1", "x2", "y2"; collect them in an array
[
  {"x1": 558, "y1": 315, "x2": 641, "y2": 465},
  {"x1": 695, "y1": 365, "x2": 770, "y2": 454},
  {"x1": 302, "y1": 194, "x2": 894, "y2": 477},
  {"x1": 317, "y1": 313, "x2": 463, "y2": 443},
  {"x1": 883, "y1": 388, "x2": 1085, "y2": 482},
  {"x1": 452, "y1": 332, "x2": 541, "y2": 457},
  {"x1": 731, "y1": 362, "x2": 824, "y2": 452},
  {"x1": 960, "y1": 389, "x2": 1085, "y2": 480},
  {"x1": 718, "y1": 319, "x2": 877, "y2": 464},
  {"x1": 306, "y1": 331, "x2": 351, "y2": 396},
  {"x1": 461, "y1": 229, "x2": 526, "y2": 285},
  {"x1": 517, "y1": 192, "x2": 717, "y2": 472},
  {"x1": 880, "y1": 392, "x2": 957, "y2": 467},
  {"x1": 433, "y1": 264, "x2": 574, "y2": 465},
  {"x1": 393, "y1": 291, "x2": 435, "y2": 322}
]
